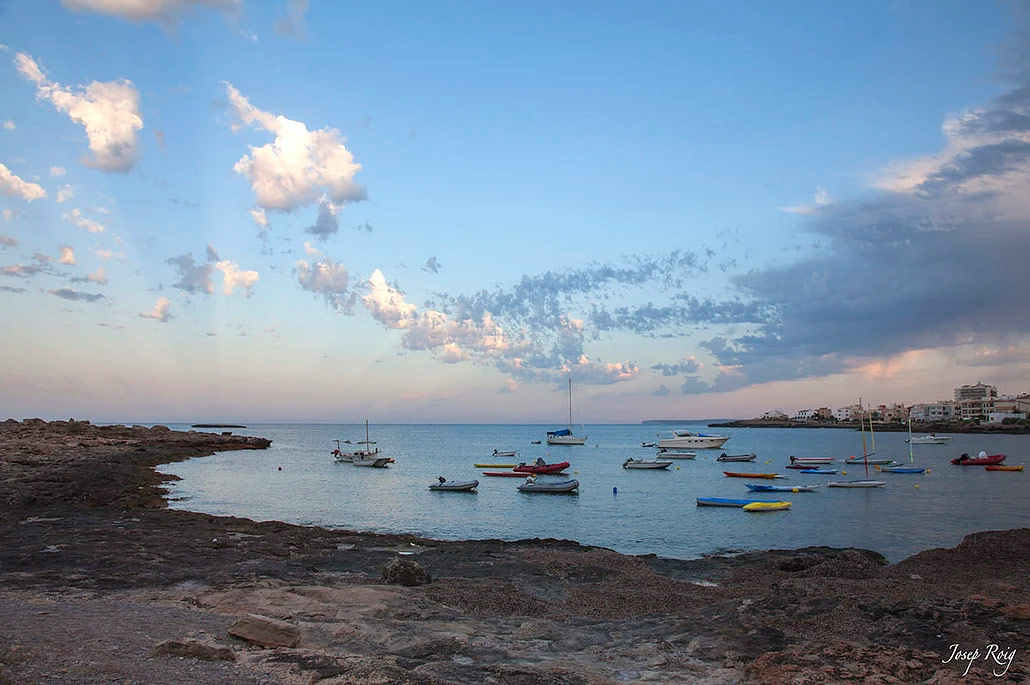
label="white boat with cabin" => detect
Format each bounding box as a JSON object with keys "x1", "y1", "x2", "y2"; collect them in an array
[{"x1": 657, "y1": 430, "x2": 729, "y2": 449}]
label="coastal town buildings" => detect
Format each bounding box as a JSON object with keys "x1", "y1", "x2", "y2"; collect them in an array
[{"x1": 954, "y1": 383, "x2": 998, "y2": 402}]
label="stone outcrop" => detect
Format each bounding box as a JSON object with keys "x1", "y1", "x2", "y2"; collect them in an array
[
  {"x1": 382, "y1": 557, "x2": 432, "y2": 586},
  {"x1": 227, "y1": 614, "x2": 302, "y2": 648}
]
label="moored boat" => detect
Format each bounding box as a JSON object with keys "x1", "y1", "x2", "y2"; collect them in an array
[
  {"x1": 429, "y1": 479, "x2": 479, "y2": 491},
  {"x1": 880, "y1": 466, "x2": 926, "y2": 473},
  {"x1": 827, "y1": 480, "x2": 885, "y2": 488},
  {"x1": 696, "y1": 497, "x2": 768, "y2": 507},
  {"x1": 906, "y1": 434, "x2": 951, "y2": 445},
  {"x1": 951, "y1": 452, "x2": 1005, "y2": 466},
  {"x1": 985, "y1": 464, "x2": 1023, "y2": 471},
  {"x1": 474, "y1": 463, "x2": 517, "y2": 468},
  {"x1": 844, "y1": 457, "x2": 898, "y2": 465},
  {"x1": 623, "y1": 458, "x2": 673, "y2": 469},
  {"x1": 717, "y1": 452, "x2": 757, "y2": 462},
  {"x1": 547, "y1": 379, "x2": 587, "y2": 445},
  {"x1": 723, "y1": 471, "x2": 784, "y2": 479},
  {"x1": 655, "y1": 449, "x2": 696, "y2": 459},
  {"x1": 743, "y1": 501, "x2": 791, "y2": 512},
  {"x1": 789, "y1": 456, "x2": 835, "y2": 464},
  {"x1": 482, "y1": 471, "x2": 531, "y2": 477},
  {"x1": 799, "y1": 468, "x2": 839, "y2": 475},
  {"x1": 518, "y1": 478, "x2": 579, "y2": 493},
  {"x1": 657, "y1": 430, "x2": 729, "y2": 449},
  {"x1": 352, "y1": 455, "x2": 392, "y2": 467},
  {"x1": 513, "y1": 460, "x2": 571, "y2": 474},
  {"x1": 745, "y1": 484, "x2": 820, "y2": 492},
  {"x1": 492, "y1": 449, "x2": 518, "y2": 457}
]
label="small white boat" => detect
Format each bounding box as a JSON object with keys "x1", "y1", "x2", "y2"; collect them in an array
[
  {"x1": 429, "y1": 479, "x2": 479, "y2": 491},
  {"x1": 492, "y1": 449, "x2": 518, "y2": 457},
  {"x1": 623, "y1": 458, "x2": 673, "y2": 469},
  {"x1": 827, "y1": 480, "x2": 886, "y2": 488},
  {"x1": 657, "y1": 430, "x2": 729, "y2": 449},
  {"x1": 518, "y1": 479, "x2": 579, "y2": 493},
  {"x1": 641, "y1": 442, "x2": 656, "y2": 448},
  {"x1": 656, "y1": 449, "x2": 696, "y2": 459},
  {"x1": 789, "y1": 456, "x2": 835, "y2": 464},
  {"x1": 717, "y1": 452, "x2": 757, "y2": 462},
  {"x1": 906, "y1": 434, "x2": 951, "y2": 445}
]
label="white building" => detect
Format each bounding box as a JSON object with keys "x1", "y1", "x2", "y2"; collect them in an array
[
  {"x1": 954, "y1": 383, "x2": 998, "y2": 403},
  {"x1": 835, "y1": 404, "x2": 863, "y2": 421},
  {"x1": 794, "y1": 409, "x2": 815, "y2": 421},
  {"x1": 909, "y1": 401, "x2": 955, "y2": 422}
]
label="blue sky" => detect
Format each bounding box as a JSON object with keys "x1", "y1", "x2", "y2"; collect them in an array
[{"x1": 2, "y1": 0, "x2": 1029, "y2": 422}]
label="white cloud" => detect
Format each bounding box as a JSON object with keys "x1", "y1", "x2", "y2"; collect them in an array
[
  {"x1": 57, "y1": 185, "x2": 75, "y2": 203},
  {"x1": 87, "y1": 266, "x2": 108, "y2": 284},
  {"x1": 215, "y1": 260, "x2": 258, "y2": 296},
  {"x1": 61, "y1": 0, "x2": 239, "y2": 25},
  {"x1": 94, "y1": 248, "x2": 125, "y2": 261},
  {"x1": 15, "y1": 52, "x2": 143, "y2": 173},
  {"x1": 225, "y1": 83, "x2": 366, "y2": 212},
  {"x1": 63, "y1": 208, "x2": 105, "y2": 233},
  {"x1": 249, "y1": 207, "x2": 269, "y2": 228},
  {"x1": 50, "y1": 166, "x2": 67, "y2": 177},
  {"x1": 0, "y1": 163, "x2": 46, "y2": 201},
  {"x1": 2, "y1": 121, "x2": 14, "y2": 131},
  {"x1": 780, "y1": 186, "x2": 832, "y2": 215},
  {"x1": 58, "y1": 245, "x2": 76, "y2": 265},
  {"x1": 303, "y1": 241, "x2": 320, "y2": 256},
  {"x1": 296, "y1": 255, "x2": 351, "y2": 311},
  {"x1": 140, "y1": 296, "x2": 171, "y2": 322}
]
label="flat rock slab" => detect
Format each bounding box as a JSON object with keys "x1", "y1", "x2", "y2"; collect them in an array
[{"x1": 228, "y1": 613, "x2": 301, "y2": 648}]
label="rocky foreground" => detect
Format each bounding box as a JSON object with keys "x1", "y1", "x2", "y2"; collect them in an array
[{"x1": 0, "y1": 419, "x2": 1027, "y2": 684}]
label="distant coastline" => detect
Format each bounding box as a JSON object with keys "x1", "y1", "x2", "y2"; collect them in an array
[
  {"x1": 190, "y1": 423, "x2": 247, "y2": 428},
  {"x1": 706, "y1": 418, "x2": 1030, "y2": 434}
]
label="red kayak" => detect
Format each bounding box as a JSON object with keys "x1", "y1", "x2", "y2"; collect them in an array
[
  {"x1": 513, "y1": 461, "x2": 570, "y2": 474},
  {"x1": 724, "y1": 471, "x2": 783, "y2": 479},
  {"x1": 951, "y1": 453, "x2": 1006, "y2": 466}
]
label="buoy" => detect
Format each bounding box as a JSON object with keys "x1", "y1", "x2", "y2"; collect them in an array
[
  {"x1": 278, "y1": 466, "x2": 282, "y2": 471},
  {"x1": 926, "y1": 469, "x2": 931, "y2": 474},
  {"x1": 914, "y1": 484, "x2": 920, "y2": 489},
  {"x1": 676, "y1": 466, "x2": 680, "y2": 470},
  {"x1": 792, "y1": 488, "x2": 799, "y2": 492},
  {"x1": 841, "y1": 470, "x2": 847, "y2": 475},
  {"x1": 613, "y1": 486, "x2": 618, "y2": 495}
]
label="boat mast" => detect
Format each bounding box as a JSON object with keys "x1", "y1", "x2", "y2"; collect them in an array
[
  {"x1": 908, "y1": 414, "x2": 914, "y2": 463},
  {"x1": 365, "y1": 419, "x2": 369, "y2": 452},
  {"x1": 859, "y1": 398, "x2": 869, "y2": 478},
  {"x1": 568, "y1": 378, "x2": 573, "y2": 432}
]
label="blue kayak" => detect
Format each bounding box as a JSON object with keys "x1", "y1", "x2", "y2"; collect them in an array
[
  {"x1": 696, "y1": 497, "x2": 769, "y2": 508},
  {"x1": 881, "y1": 466, "x2": 926, "y2": 473},
  {"x1": 799, "y1": 468, "x2": 839, "y2": 474},
  {"x1": 746, "y1": 483, "x2": 821, "y2": 492}
]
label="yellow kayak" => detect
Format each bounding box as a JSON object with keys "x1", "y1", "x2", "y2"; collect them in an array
[
  {"x1": 473, "y1": 463, "x2": 517, "y2": 468},
  {"x1": 743, "y1": 501, "x2": 792, "y2": 512}
]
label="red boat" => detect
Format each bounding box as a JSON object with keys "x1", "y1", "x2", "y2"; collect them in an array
[
  {"x1": 951, "y1": 453, "x2": 1006, "y2": 466},
  {"x1": 513, "y1": 461, "x2": 571, "y2": 474},
  {"x1": 786, "y1": 464, "x2": 815, "y2": 470},
  {"x1": 723, "y1": 471, "x2": 783, "y2": 479}
]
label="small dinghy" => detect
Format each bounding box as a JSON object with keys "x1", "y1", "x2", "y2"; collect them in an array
[
  {"x1": 696, "y1": 497, "x2": 768, "y2": 507},
  {"x1": 799, "y1": 468, "x2": 839, "y2": 475},
  {"x1": 951, "y1": 452, "x2": 1006, "y2": 466},
  {"x1": 655, "y1": 450, "x2": 696, "y2": 459},
  {"x1": 746, "y1": 483, "x2": 820, "y2": 492},
  {"x1": 723, "y1": 471, "x2": 785, "y2": 479},
  {"x1": 827, "y1": 480, "x2": 886, "y2": 488},
  {"x1": 513, "y1": 460, "x2": 571, "y2": 474},
  {"x1": 717, "y1": 452, "x2": 757, "y2": 462},
  {"x1": 518, "y1": 479, "x2": 579, "y2": 493},
  {"x1": 743, "y1": 501, "x2": 791, "y2": 512},
  {"x1": 880, "y1": 466, "x2": 925, "y2": 473},
  {"x1": 844, "y1": 457, "x2": 897, "y2": 465},
  {"x1": 789, "y1": 456, "x2": 835, "y2": 464},
  {"x1": 429, "y1": 479, "x2": 478, "y2": 491},
  {"x1": 985, "y1": 464, "x2": 1024, "y2": 472},
  {"x1": 641, "y1": 442, "x2": 656, "y2": 448},
  {"x1": 623, "y1": 458, "x2": 673, "y2": 469},
  {"x1": 474, "y1": 463, "x2": 517, "y2": 468},
  {"x1": 492, "y1": 449, "x2": 518, "y2": 457}
]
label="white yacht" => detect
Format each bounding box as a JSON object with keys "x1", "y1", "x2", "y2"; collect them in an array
[
  {"x1": 905, "y1": 434, "x2": 951, "y2": 445},
  {"x1": 656, "y1": 430, "x2": 729, "y2": 449}
]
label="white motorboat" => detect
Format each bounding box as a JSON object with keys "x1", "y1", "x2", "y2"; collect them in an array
[
  {"x1": 492, "y1": 449, "x2": 518, "y2": 457},
  {"x1": 657, "y1": 430, "x2": 729, "y2": 449},
  {"x1": 623, "y1": 458, "x2": 673, "y2": 469},
  {"x1": 716, "y1": 452, "x2": 757, "y2": 462},
  {"x1": 906, "y1": 434, "x2": 951, "y2": 445},
  {"x1": 518, "y1": 478, "x2": 580, "y2": 493},
  {"x1": 656, "y1": 449, "x2": 697, "y2": 459},
  {"x1": 429, "y1": 479, "x2": 478, "y2": 491},
  {"x1": 547, "y1": 378, "x2": 587, "y2": 445}
]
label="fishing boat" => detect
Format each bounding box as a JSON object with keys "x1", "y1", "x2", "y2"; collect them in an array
[
  {"x1": 696, "y1": 497, "x2": 768, "y2": 507},
  {"x1": 880, "y1": 466, "x2": 926, "y2": 474},
  {"x1": 513, "y1": 460, "x2": 571, "y2": 474},
  {"x1": 828, "y1": 480, "x2": 886, "y2": 488},
  {"x1": 547, "y1": 379, "x2": 587, "y2": 445},
  {"x1": 492, "y1": 449, "x2": 518, "y2": 457},
  {"x1": 723, "y1": 471, "x2": 785, "y2": 479},
  {"x1": 743, "y1": 501, "x2": 791, "y2": 512},
  {"x1": 717, "y1": 452, "x2": 757, "y2": 462},
  {"x1": 745, "y1": 483, "x2": 820, "y2": 492},
  {"x1": 517, "y1": 478, "x2": 579, "y2": 493},
  {"x1": 951, "y1": 452, "x2": 1006, "y2": 466},
  {"x1": 789, "y1": 456, "x2": 835, "y2": 464},
  {"x1": 331, "y1": 420, "x2": 380, "y2": 463},
  {"x1": 657, "y1": 430, "x2": 729, "y2": 449},
  {"x1": 986, "y1": 465, "x2": 1024, "y2": 472},
  {"x1": 906, "y1": 434, "x2": 951, "y2": 445},
  {"x1": 429, "y1": 479, "x2": 479, "y2": 491},
  {"x1": 623, "y1": 458, "x2": 673, "y2": 469},
  {"x1": 798, "y1": 468, "x2": 839, "y2": 475},
  {"x1": 655, "y1": 449, "x2": 696, "y2": 459}
]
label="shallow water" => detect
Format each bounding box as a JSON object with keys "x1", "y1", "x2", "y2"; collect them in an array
[{"x1": 156, "y1": 423, "x2": 1030, "y2": 562}]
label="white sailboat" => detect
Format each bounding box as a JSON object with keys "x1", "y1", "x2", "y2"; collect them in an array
[
  {"x1": 349, "y1": 420, "x2": 392, "y2": 468},
  {"x1": 332, "y1": 420, "x2": 380, "y2": 463},
  {"x1": 547, "y1": 378, "x2": 587, "y2": 445}
]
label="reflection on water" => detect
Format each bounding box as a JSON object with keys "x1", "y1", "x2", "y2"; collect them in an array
[{"x1": 157, "y1": 423, "x2": 1030, "y2": 561}]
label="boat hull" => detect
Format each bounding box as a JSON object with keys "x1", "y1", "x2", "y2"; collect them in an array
[
  {"x1": 547, "y1": 435, "x2": 587, "y2": 445},
  {"x1": 429, "y1": 480, "x2": 479, "y2": 491},
  {"x1": 352, "y1": 457, "x2": 391, "y2": 467},
  {"x1": 951, "y1": 454, "x2": 1005, "y2": 466},
  {"x1": 717, "y1": 453, "x2": 756, "y2": 462},
  {"x1": 746, "y1": 484, "x2": 820, "y2": 492},
  {"x1": 656, "y1": 450, "x2": 696, "y2": 459},
  {"x1": 513, "y1": 461, "x2": 571, "y2": 474},
  {"x1": 844, "y1": 458, "x2": 897, "y2": 465},
  {"x1": 986, "y1": 465, "x2": 1023, "y2": 471},
  {"x1": 827, "y1": 480, "x2": 886, "y2": 488},
  {"x1": 743, "y1": 501, "x2": 791, "y2": 512},
  {"x1": 658, "y1": 435, "x2": 729, "y2": 449},
  {"x1": 696, "y1": 497, "x2": 767, "y2": 507},
  {"x1": 623, "y1": 460, "x2": 673, "y2": 469},
  {"x1": 724, "y1": 472, "x2": 781, "y2": 479},
  {"x1": 518, "y1": 479, "x2": 579, "y2": 493}
]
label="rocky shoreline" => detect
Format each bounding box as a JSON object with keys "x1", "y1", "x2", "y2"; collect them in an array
[
  {"x1": 708, "y1": 419, "x2": 1030, "y2": 434},
  {"x1": 1, "y1": 419, "x2": 1027, "y2": 683}
]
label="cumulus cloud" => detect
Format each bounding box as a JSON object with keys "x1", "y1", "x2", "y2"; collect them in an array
[
  {"x1": 0, "y1": 163, "x2": 46, "y2": 201},
  {"x1": 49, "y1": 166, "x2": 66, "y2": 177},
  {"x1": 215, "y1": 260, "x2": 258, "y2": 296},
  {"x1": 58, "y1": 245, "x2": 76, "y2": 265},
  {"x1": 305, "y1": 197, "x2": 340, "y2": 239},
  {"x1": 166, "y1": 252, "x2": 214, "y2": 294},
  {"x1": 249, "y1": 208, "x2": 269, "y2": 229},
  {"x1": 780, "y1": 186, "x2": 832, "y2": 215},
  {"x1": 61, "y1": 0, "x2": 239, "y2": 25},
  {"x1": 274, "y1": 0, "x2": 308, "y2": 38},
  {"x1": 71, "y1": 266, "x2": 108, "y2": 285},
  {"x1": 422, "y1": 256, "x2": 442, "y2": 273},
  {"x1": 303, "y1": 241, "x2": 320, "y2": 255},
  {"x1": 295, "y1": 255, "x2": 353, "y2": 312},
  {"x1": 2, "y1": 121, "x2": 14, "y2": 131},
  {"x1": 225, "y1": 83, "x2": 366, "y2": 212},
  {"x1": 1, "y1": 264, "x2": 47, "y2": 278},
  {"x1": 15, "y1": 52, "x2": 143, "y2": 172},
  {"x1": 63, "y1": 208, "x2": 104, "y2": 233},
  {"x1": 56, "y1": 185, "x2": 75, "y2": 203},
  {"x1": 205, "y1": 244, "x2": 219, "y2": 262},
  {"x1": 48, "y1": 287, "x2": 104, "y2": 302},
  {"x1": 140, "y1": 296, "x2": 171, "y2": 322}
]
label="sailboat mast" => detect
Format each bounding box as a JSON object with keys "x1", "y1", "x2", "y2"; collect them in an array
[
  {"x1": 859, "y1": 399, "x2": 869, "y2": 478},
  {"x1": 908, "y1": 414, "x2": 914, "y2": 463},
  {"x1": 568, "y1": 378, "x2": 573, "y2": 431},
  {"x1": 365, "y1": 419, "x2": 369, "y2": 449}
]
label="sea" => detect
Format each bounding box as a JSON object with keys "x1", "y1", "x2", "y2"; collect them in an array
[{"x1": 154, "y1": 422, "x2": 1030, "y2": 563}]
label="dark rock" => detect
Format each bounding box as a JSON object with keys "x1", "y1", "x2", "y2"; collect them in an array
[
  {"x1": 152, "y1": 638, "x2": 236, "y2": 662},
  {"x1": 383, "y1": 558, "x2": 432, "y2": 586},
  {"x1": 228, "y1": 614, "x2": 301, "y2": 648}
]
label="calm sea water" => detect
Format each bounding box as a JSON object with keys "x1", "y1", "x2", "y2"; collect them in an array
[{"x1": 155, "y1": 423, "x2": 1030, "y2": 562}]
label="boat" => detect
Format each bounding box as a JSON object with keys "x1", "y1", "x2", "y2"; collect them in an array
[
  {"x1": 547, "y1": 379, "x2": 587, "y2": 445},
  {"x1": 513, "y1": 460, "x2": 571, "y2": 474},
  {"x1": 906, "y1": 434, "x2": 951, "y2": 445},
  {"x1": 531, "y1": 440, "x2": 542, "y2": 444},
  {"x1": 517, "y1": 478, "x2": 579, "y2": 493},
  {"x1": 696, "y1": 497, "x2": 768, "y2": 507},
  {"x1": 429, "y1": 479, "x2": 479, "y2": 491},
  {"x1": 745, "y1": 484, "x2": 820, "y2": 492},
  {"x1": 789, "y1": 456, "x2": 835, "y2": 464},
  {"x1": 951, "y1": 452, "x2": 1006, "y2": 466},
  {"x1": 723, "y1": 471, "x2": 784, "y2": 479},
  {"x1": 492, "y1": 449, "x2": 518, "y2": 457},
  {"x1": 743, "y1": 501, "x2": 791, "y2": 512},
  {"x1": 880, "y1": 466, "x2": 926, "y2": 474},
  {"x1": 641, "y1": 442, "x2": 656, "y2": 448},
  {"x1": 844, "y1": 457, "x2": 898, "y2": 466},
  {"x1": 827, "y1": 480, "x2": 886, "y2": 488},
  {"x1": 655, "y1": 449, "x2": 696, "y2": 459},
  {"x1": 657, "y1": 430, "x2": 729, "y2": 449},
  {"x1": 623, "y1": 458, "x2": 673, "y2": 469},
  {"x1": 717, "y1": 452, "x2": 757, "y2": 462},
  {"x1": 986, "y1": 465, "x2": 1024, "y2": 472},
  {"x1": 474, "y1": 463, "x2": 517, "y2": 468},
  {"x1": 352, "y1": 455, "x2": 392, "y2": 467},
  {"x1": 786, "y1": 463, "x2": 820, "y2": 470},
  {"x1": 331, "y1": 421, "x2": 380, "y2": 463},
  {"x1": 482, "y1": 471, "x2": 531, "y2": 477},
  {"x1": 798, "y1": 468, "x2": 839, "y2": 475}
]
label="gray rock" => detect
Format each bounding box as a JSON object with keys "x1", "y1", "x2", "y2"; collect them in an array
[{"x1": 383, "y1": 558, "x2": 432, "y2": 586}]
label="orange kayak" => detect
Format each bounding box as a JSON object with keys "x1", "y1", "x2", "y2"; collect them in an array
[
  {"x1": 723, "y1": 471, "x2": 783, "y2": 479},
  {"x1": 985, "y1": 465, "x2": 1024, "y2": 472}
]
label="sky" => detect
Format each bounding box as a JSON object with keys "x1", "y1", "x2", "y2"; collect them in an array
[{"x1": 1, "y1": 0, "x2": 1029, "y2": 423}]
